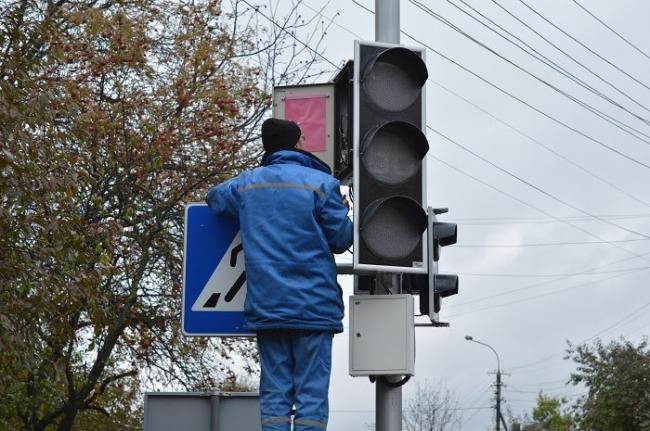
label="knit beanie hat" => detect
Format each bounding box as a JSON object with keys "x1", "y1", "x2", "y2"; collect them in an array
[{"x1": 261, "y1": 118, "x2": 301, "y2": 153}]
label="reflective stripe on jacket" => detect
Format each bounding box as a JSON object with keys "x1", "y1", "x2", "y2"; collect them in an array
[{"x1": 206, "y1": 150, "x2": 353, "y2": 332}]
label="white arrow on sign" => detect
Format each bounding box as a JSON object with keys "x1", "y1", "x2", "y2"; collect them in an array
[{"x1": 192, "y1": 233, "x2": 247, "y2": 312}]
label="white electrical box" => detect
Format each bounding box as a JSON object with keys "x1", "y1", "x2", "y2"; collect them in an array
[{"x1": 349, "y1": 294, "x2": 415, "y2": 376}]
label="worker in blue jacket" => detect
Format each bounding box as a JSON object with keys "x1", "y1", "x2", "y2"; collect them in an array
[{"x1": 206, "y1": 118, "x2": 353, "y2": 431}]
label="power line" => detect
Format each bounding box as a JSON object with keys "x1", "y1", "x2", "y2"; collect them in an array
[
  {"x1": 309, "y1": 1, "x2": 650, "y2": 308},
  {"x1": 515, "y1": 0, "x2": 650, "y2": 93},
  {"x1": 456, "y1": 266, "x2": 650, "y2": 278},
  {"x1": 460, "y1": 383, "x2": 495, "y2": 429},
  {"x1": 507, "y1": 296, "x2": 650, "y2": 371},
  {"x1": 240, "y1": 0, "x2": 341, "y2": 69},
  {"x1": 331, "y1": 406, "x2": 492, "y2": 413},
  {"x1": 446, "y1": 0, "x2": 650, "y2": 125},
  {"x1": 486, "y1": 0, "x2": 650, "y2": 117},
  {"x1": 453, "y1": 272, "x2": 650, "y2": 330},
  {"x1": 429, "y1": 79, "x2": 650, "y2": 208},
  {"x1": 407, "y1": 0, "x2": 650, "y2": 143},
  {"x1": 456, "y1": 238, "x2": 650, "y2": 248},
  {"x1": 454, "y1": 214, "x2": 650, "y2": 224},
  {"x1": 294, "y1": 0, "x2": 631, "y2": 248},
  {"x1": 571, "y1": 0, "x2": 650, "y2": 62},
  {"x1": 583, "y1": 299, "x2": 650, "y2": 342},
  {"x1": 301, "y1": 1, "x2": 366, "y2": 40},
  {"x1": 430, "y1": 126, "x2": 650, "y2": 239},
  {"x1": 405, "y1": 26, "x2": 650, "y2": 171},
  {"x1": 429, "y1": 154, "x2": 650, "y2": 264},
  {"x1": 449, "y1": 266, "x2": 650, "y2": 318},
  {"x1": 453, "y1": 250, "x2": 650, "y2": 308},
  {"x1": 349, "y1": 0, "x2": 650, "y2": 258}
]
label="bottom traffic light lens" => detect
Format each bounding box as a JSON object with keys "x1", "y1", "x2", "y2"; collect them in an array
[{"x1": 360, "y1": 196, "x2": 427, "y2": 261}]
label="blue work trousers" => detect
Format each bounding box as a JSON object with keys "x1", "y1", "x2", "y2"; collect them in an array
[{"x1": 257, "y1": 329, "x2": 334, "y2": 431}]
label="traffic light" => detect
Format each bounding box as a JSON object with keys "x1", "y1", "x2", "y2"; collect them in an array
[
  {"x1": 353, "y1": 41, "x2": 429, "y2": 273},
  {"x1": 401, "y1": 209, "x2": 459, "y2": 324},
  {"x1": 423, "y1": 208, "x2": 458, "y2": 324}
]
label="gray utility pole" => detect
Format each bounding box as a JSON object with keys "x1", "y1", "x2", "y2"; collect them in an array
[
  {"x1": 495, "y1": 369, "x2": 502, "y2": 431},
  {"x1": 465, "y1": 336, "x2": 507, "y2": 431},
  {"x1": 375, "y1": 0, "x2": 399, "y2": 44},
  {"x1": 374, "y1": 2, "x2": 403, "y2": 430}
]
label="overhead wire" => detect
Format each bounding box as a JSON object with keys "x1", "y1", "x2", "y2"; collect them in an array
[
  {"x1": 515, "y1": 0, "x2": 650, "y2": 93},
  {"x1": 449, "y1": 266, "x2": 650, "y2": 318},
  {"x1": 239, "y1": 0, "x2": 341, "y2": 69},
  {"x1": 456, "y1": 238, "x2": 650, "y2": 248},
  {"x1": 407, "y1": 0, "x2": 650, "y2": 145},
  {"x1": 430, "y1": 154, "x2": 650, "y2": 263},
  {"x1": 456, "y1": 266, "x2": 650, "y2": 279},
  {"x1": 453, "y1": 250, "x2": 650, "y2": 308},
  {"x1": 398, "y1": 19, "x2": 650, "y2": 171},
  {"x1": 350, "y1": 0, "x2": 650, "y2": 259},
  {"x1": 220, "y1": 0, "x2": 646, "y2": 262},
  {"x1": 246, "y1": 1, "x2": 649, "y2": 415},
  {"x1": 301, "y1": 0, "x2": 366, "y2": 40},
  {"x1": 260, "y1": 0, "x2": 648, "y2": 253},
  {"x1": 460, "y1": 382, "x2": 496, "y2": 429},
  {"x1": 287, "y1": 1, "x2": 650, "y2": 303},
  {"x1": 448, "y1": 0, "x2": 650, "y2": 122},
  {"x1": 429, "y1": 78, "x2": 650, "y2": 208},
  {"x1": 507, "y1": 296, "x2": 650, "y2": 371},
  {"x1": 455, "y1": 213, "x2": 650, "y2": 224},
  {"x1": 430, "y1": 126, "x2": 650, "y2": 240},
  {"x1": 486, "y1": 0, "x2": 650, "y2": 116},
  {"x1": 571, "y1": 0, "x2": 650, "y2": 62}
]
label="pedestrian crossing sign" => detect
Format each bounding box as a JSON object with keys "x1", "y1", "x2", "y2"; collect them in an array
[{"x1": 182, "y1": 203, "x2": 254, "y2": 336}]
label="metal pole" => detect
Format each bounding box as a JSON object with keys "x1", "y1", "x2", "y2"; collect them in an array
[
  {"x1": 499, "y1": 410, "x2": 509, "y2": 431},
  {"x1": 496, "y1": 370, "x2": 501, "y2": 431},
  {"x1": 465, "y1": 336, "x2": 503, "y2": 431},
  {"x1": 375, "y1": 2, "x2": 402, "y2": 430},
  {"x1": 375, "y1": 272, "x2": 402, "y2": 431},
  {"x1": 376, "y1": 376, "x2": 403, "y2": 431},
  {"x1": 375, "y1": 0, "x2": 400, "y2": 44}
]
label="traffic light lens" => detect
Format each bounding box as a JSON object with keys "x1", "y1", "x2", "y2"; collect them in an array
[
  {"x1": 362, "y1": 121, "x2": 429, "y2": 185},
  {"x1": 361, "y1": 196, "x2": 427, "y2": 261},
  {"x1": 362, "y1": 47, "x2": 428, "y2": 112}
]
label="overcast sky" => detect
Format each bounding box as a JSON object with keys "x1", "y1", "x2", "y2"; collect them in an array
[{"x1": 247, "y1": 0, "x2": 650, "y2": 429}]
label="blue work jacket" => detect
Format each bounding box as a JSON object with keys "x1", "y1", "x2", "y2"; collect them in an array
[{"x1": 206, "y1": 150, "x2": 353, "y2": 333}]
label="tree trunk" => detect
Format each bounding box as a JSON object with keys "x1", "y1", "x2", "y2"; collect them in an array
[{"x1": 56, "y1": 406, "x2": 78, "y2": 431}]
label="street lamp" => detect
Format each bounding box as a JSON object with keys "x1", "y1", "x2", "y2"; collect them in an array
[{"x1": 465, "y1": 335, "x2": 507, "y2": 431}]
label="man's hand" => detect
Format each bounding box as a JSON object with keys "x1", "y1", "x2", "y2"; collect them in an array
[{"x1": 342, "y1": 194, "x2": 350, "y2": 210}]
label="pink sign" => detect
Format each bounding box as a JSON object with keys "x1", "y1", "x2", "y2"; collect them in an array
[{"x1": 284, "y1": 94, "x2": 327, "y2": 153}]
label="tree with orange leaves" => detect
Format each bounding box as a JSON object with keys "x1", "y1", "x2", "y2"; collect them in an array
[{"x1": 0, "y1": 1, "x2": 334, "y2": 429}]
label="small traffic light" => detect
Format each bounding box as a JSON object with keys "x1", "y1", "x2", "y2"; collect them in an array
[
  {"x1": 422, "y1": 208, "x2": 459, "y2": 324},
  {"x1": 353, "y1": 41, "x2": 429, "y2": 273},
  {"x1": 432, "y1": 221, "x2": 457, "y2": 261},
  {"x1": 420, "y1": 274, "x2": 459, "y2": 315}
]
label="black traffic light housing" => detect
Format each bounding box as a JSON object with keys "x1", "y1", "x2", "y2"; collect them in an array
[
  {"x1": 333, "y1": 61, "x2": 354, "y2": 182},
  {"x1": 353, "y1": 41, "x2": 429, "y2": 273}
]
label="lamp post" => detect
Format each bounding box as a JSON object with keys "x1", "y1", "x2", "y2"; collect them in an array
[{"x1": 465, "y1": 335, "x2": 507, "y2": 431}]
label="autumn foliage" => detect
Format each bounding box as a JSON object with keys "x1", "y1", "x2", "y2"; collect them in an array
[{"x1": 0, "y1": 0, "x2": 322, "y2": 429}]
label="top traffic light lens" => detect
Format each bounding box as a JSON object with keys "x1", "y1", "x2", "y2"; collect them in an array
[{"x1": 362, "y1": 47, "x2": 428, "y2": 112}]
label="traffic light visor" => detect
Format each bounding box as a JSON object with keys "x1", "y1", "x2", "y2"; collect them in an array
[
  {"x1": 360, "y1": 196, "x2": 427, "y2": 261},
  {"x1": 361, "y1": 121, "x2": 429, "y2": 186},
  {"x1": 362, "y1": 47, "x2": 428, "y2": 112},
  {"x1": 433, "y1": 222, "x2": 458, "y2": 247},
  {"x1": 434, "y1": 274, "x2": 459, "y2": 297}
]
